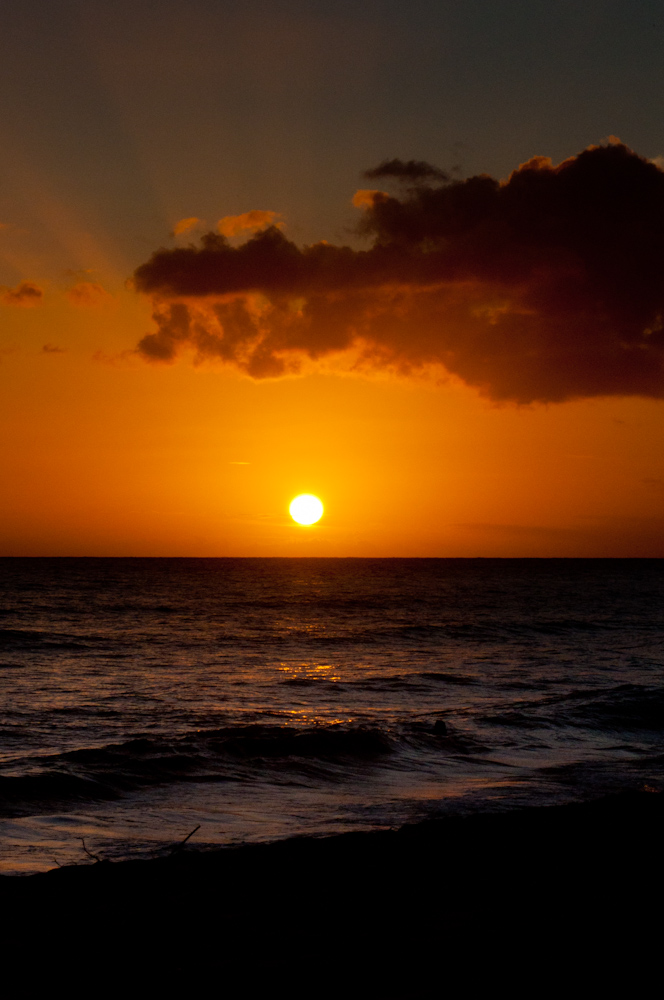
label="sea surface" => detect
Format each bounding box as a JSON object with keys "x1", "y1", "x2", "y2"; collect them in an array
[{"x1": 0, "y1": 557, "x2": 662, "y2": 874}]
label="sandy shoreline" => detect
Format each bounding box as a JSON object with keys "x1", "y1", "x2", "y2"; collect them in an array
[{"x1": 2, "y1": 790, "x2": 662, "y2": 989}]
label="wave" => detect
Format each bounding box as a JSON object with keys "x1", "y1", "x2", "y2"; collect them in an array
[
  {"x1": 99, "y1": 604, "x2": 179, "y2": 614},
  {"x1": 564, "y1": 684, "x2": 664, "y2": 732},
  {"x1": 0, "y1": 628, "x2": 96, "y2": 652},
  {"x1": 480, "y1": 711, "x2": 551, "y2": 729},
  {"x1": 259, "y1": 618, "x2": 660, "y2": 649},
  {"x1": 278, "y1": 670, "x2": 477, "y2": 691},
  {"x1": 0, "y1": 723, "x2": 399, "y2": 817},
  {"x1": 0, "y1": 771, "x2": 121, "y2": 810},
  {"x1": 478, "y1": 683, "x2": 664, "y2": 734},
  {"x1": 345, "y1": 671, "x2": 478, "y2": 692},
  {"x1": 0, "y1": 718, "x2": 491, "y2": 818},
  {"x1": 419, "y1": 671, "x2": 477, "y2": 685}
]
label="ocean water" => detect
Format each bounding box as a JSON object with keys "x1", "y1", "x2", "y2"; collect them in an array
[{"x1": 0, "y1": 557, "x2": 662, "y2": 874}]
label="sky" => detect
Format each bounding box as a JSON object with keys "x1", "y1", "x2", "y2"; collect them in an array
[{"x1": 1, "y1": 0, "x2": 664, "y2": 556}]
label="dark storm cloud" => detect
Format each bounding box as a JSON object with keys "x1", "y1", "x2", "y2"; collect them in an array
[{"x1": 133, "y1": 143, "x2": 664, "y2": 402}]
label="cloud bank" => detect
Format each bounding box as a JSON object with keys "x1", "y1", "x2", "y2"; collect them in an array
[{"x1": 133, "y1": 143, "x2": 664, "y2": 403}]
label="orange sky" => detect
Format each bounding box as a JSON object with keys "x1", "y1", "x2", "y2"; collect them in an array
[
  {"x1": 1, "y1": 279, "x2": 663, "y2": 556},
  {"x1": 1, "y1": 2, "x2": 663, "y2": 557}
]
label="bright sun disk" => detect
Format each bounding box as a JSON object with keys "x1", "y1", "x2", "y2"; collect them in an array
[{"x1": 289, "y1": 494, "x2": 324, "y2": 525}]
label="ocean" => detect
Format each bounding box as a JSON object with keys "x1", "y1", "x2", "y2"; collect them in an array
[{"x1": 1, "y1": 557, "x2": 662, "y2": 874}]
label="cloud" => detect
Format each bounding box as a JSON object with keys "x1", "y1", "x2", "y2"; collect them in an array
[
  {"x1": 173, "y1": 217, "x2": 201, "y2": 236},
  {"x1": 217, "y1": 210, "x2": 282, "y2": 238},
  {"x1": 1, "y1": 281, "x2": 43, "y2": 307},
  {"x1": 352, "y1": 189, "x2": 388, "y2": 208},
  {"x1": 66, "y1": 281, "x2": 112, "y2": 308},
  {"x1": 363, "y1": 158, "x2": 450, "y2": 183},
  {"x1": 41, "y1": 343, "x2": 65, "y2": 354},
  {"x1": 133, "y1": 143, "x2": 664, "y2": 402}
]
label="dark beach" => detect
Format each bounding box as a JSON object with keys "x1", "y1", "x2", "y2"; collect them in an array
[{"x1": 2, "y1": 790, "x2": 661, "y2": 991}]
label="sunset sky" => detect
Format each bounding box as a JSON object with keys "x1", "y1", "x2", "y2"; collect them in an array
[{"x1": 2, "y1": 0, "x2": 664, "y2": 557}]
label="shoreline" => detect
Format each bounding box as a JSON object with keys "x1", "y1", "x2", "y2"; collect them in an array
[{"x1": 2, "y1": 790, "x2": 662, "y2": 987}]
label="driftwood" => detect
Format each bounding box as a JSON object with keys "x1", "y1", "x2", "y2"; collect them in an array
[
  {"x1": 169, "y1": 824, "x2": 201, "y2": 857},
  {"x1": 61, "y1": 826, "x2": 203, "y2": 867},
  {"x1": 80, "y1": 838, "x2": 103, "y2": 863}
]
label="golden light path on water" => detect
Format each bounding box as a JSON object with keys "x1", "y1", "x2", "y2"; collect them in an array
[{"x1": 289, "y1": 494, "x2": 324, "y2": 525}]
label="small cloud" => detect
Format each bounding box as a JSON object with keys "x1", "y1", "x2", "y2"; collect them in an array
[
  {"x1": 218, "y1": 210, "x2": 282, "y2": 238},
  {"x1": 352, "y1": 189, "x2": 388, "y2": 208},
  {"x1": 42, "y1": 343, "x2": 65, "y2": 354},
  {"x1": 0, "y1": 222, "x2": 9, "y2": 230},
  {"x1": 173, "y1": 217, "x2": 201, "y2": 236},
  {"x1": 66, "y1": 281, "x2": 112, "y2": 308},
  {"x1": 363, "y1": 159, "x2": 450, "y2": 183},
  {"x1": 229, "y1": 461, "x2": 250, "y2": 465},
  {"x1": 1, "y1": 281, "x2": 43, "y2": 307},
  {"x1": 642, "y1": 477, "x2": 663, "y2": 490}
]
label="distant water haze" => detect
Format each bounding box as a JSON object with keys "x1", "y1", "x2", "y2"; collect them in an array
[{"x1": 0, "y1": 558, "x2": 662, "y2": 873}]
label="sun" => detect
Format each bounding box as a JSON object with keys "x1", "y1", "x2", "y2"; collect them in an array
[{"x1": 289, "y1": 494, "x2": 324, "y2": 525}]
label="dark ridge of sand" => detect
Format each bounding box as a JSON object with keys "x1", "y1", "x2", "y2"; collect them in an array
[{"x1": 1, "y1": 791, "x2": 662, "y2": 990}]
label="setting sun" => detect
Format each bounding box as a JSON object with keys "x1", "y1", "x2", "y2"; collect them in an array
[{"x1": 289, "y1": 494, "x2": 324, "y2": 526}]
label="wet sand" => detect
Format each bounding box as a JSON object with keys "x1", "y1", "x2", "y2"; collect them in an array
[{"x1": 2, "y1": 790, "x2": 662, "y2": 991}]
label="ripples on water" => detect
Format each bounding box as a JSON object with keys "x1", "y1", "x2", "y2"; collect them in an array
[{"x1": 0, "y1": 557, "x2": 662, "y2": 872}]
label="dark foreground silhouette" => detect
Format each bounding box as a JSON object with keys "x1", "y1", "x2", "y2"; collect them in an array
[{"x1": 2, "y1": 791, "x2": 662, "y2": 992}]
